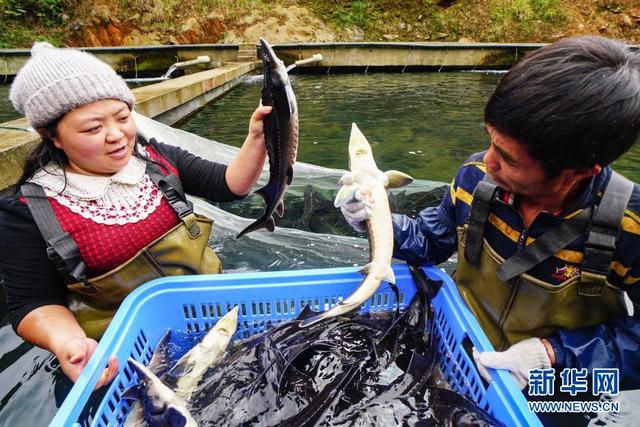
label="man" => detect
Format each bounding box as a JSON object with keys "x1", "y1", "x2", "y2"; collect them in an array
[{"x1": 341, "y1": 36, "x2": 640, "y2": 393}]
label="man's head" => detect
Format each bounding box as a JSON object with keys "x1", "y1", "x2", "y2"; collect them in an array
[{"x1": 485, "y1": 36, "x2": 640, "y2": 178}]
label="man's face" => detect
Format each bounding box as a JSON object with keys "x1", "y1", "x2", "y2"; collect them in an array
[{"x1": 482, "y1": 125, "x2": 572, "y2": 198}]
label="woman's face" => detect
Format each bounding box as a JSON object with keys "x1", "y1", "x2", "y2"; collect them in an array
[{"x1": 51, "y1": 99, "x2": 137, "y2": 176}]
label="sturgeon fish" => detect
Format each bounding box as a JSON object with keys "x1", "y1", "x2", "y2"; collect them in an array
[
  {"x1": 124, "y1": 359, "x2": 197, "y2": 427},
  {"x1": 122, "y1": 307, "x2": 239, "y2": 426},
  {"x1": 169, "y1": 306, "x2": 239, "y2": 400},
  {"x1": 300, "y1": 123, "x2": 413, "y2": 327},
  {"x1": 236, "y1": 38, "x2": 299, "y2": 238}
]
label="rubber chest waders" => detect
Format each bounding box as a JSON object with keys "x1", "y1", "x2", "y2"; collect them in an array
[
  {"x1": 21, "y1": 162, "x2": 222, "y2": 339},
  {"x1": 456, "y1": 172, "x2": 632, "y2": 351}
]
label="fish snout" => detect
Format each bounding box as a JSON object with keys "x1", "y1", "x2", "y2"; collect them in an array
[{"x1": 214, "y1": 306, "x2": 240, "y2": 335}]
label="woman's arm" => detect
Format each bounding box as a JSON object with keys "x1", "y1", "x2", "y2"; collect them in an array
[
  {"x1": 1, "y1": 198, "x2": 116, "y2": 387},
  {"x1": 17, "y1": 305, "x2": 117, "y2": 387},
  {"x1": 225, "y1": 105, "x2": 272, "y2": 196},
  {"x1": 150, "y1": 105, "x2": 273, "y2": 201}
]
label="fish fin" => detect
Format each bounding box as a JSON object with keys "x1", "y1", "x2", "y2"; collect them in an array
[
  {"x1": 163, "y1": 406, "x2": 188, "y2": 427},
  {"x1": 236, "y1": 221, "x2": 259, "y2": 239},
  {"x1": 358, "y1": 262, "x2": 373, "y2": 275},
  {"x1": 334, "y1": 183, "x2": 358, "y2": 207},
  {"x1": 254, "y1": 186, "x2": 270, "y2": 201},
  {"x1": 296, "y1": 304, "x2": 318, "y2": 321},
  {"x1": 148, "y1": 329, "x2": 172, "y2": 378},
  {"x1": 121, "y1": 384, "x2": 141, "y2": 401},
  {"x1": 383, "y1": 266, "x2": 396, "y2": 284},
  {"x1": 286, "y1": 166, "x2": 294, "y2": 185},
  {"x1": 166, "y1": 351, "x2": 193, "y2": 380},
  {"x1": 266, "y1": 216, "x2": 276, "y2": 232},
  {"x1": 384, "y1": 170, "x2": 414, "y2": 189},
  {"x1": 275, "y1": 200, "x2": 285, "y2": 217}
]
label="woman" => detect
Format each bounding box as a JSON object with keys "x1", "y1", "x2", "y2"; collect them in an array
[{"x1": 0, "y1": 42, "x2": 271, "y2": 388}]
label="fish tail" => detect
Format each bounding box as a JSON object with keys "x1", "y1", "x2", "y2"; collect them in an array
[
  {"x1": 236, "y1": 215, "x2": 276, "y2": 239},
  {"x1": 236, "y1": 184, "x2": 282, "y2": 238}
]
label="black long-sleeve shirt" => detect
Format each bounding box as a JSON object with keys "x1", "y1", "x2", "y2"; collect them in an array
[{"x1": 0, "y1": 138, "x2": 241, "y2": 331}]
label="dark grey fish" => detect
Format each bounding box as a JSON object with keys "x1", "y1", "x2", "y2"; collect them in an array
[
  {"x1": 122, "y1": 358, "x2": 196, "y2": 427},
  {"x1": 284, "y1": 285, "x2": 435, "y2": 427},
  {"x1": 188, "y1": 278, "x2": 435, "y2": 427},
  {"x1": 123, "y1": 329, "x2": 174, "y2": 427},
  {"x1": 236, "y1": 38, "x2": 299, "y2": 238},
  {"x1": 187, "y1": 306, "x2": 386, "y2": 425},
  {"x1": 122, "y1": 310, "x2": 238, "y2": 426}
]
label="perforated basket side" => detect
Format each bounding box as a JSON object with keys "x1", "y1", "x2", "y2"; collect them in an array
[
  {"x1": 425, "y1": 267, "x2": 542, "y2": 427},
  {"x1": 432, "y1": 296, "x2": 490, "y2": 411},
  {"x1": 53, "y1": 265, "x2": 539, "y2": 427}
]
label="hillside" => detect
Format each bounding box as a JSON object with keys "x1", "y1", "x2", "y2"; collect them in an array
[{"x1": 0, "y1": 0, "x2": 639, "y2": 48}]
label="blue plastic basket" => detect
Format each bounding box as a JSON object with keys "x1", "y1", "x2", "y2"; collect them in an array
[{"x1": 50, "y1": 264, "x2": 541, "y2": 427}]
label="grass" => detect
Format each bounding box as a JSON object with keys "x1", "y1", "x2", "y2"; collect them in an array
[
  {"x1": 491, "y1": 0, "x2": 566, "y2": 23},
  {"x1": 0, "y1": 0, "x2": 68, "y2": 48},
  {"x1": 302, "y1": 0, "x2": 375, "y2": 31},
  {"x1": 488, "y1": 0, "x2": 568, "y2": 41}
]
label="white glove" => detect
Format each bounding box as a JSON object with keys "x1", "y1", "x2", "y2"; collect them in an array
[
  {"x1": 472, "y1": 338, "x2": 551, "y2": 390},
  {"x1": 336, "y1": 173, "x2": 372, "y2": 233}
]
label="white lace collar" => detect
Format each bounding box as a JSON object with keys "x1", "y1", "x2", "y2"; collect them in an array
[
  {"x1": 29, "y1": 155, "x2": 148, "y2": 200},
  {"x1": 27, "y1": 155, "x2": 164, "y2": 225}
]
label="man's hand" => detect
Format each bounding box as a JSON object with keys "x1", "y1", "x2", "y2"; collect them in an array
[
  {"x1": 336, "y1": 172, "x2": 371, "y2": 233},
  {"x1": 57, "y1": 337, "x2": 118, "y2": 390},
  {"x1": 472, "y1": 337, "x2": 552, "y2": 390}
]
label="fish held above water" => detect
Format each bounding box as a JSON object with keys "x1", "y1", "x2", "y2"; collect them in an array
[
  {"x1": 299, "y1": 123, "x2": 414, "y2": 327},
  {"x1": 236, "y1": 38, "x2": 299, "y2": 238}
]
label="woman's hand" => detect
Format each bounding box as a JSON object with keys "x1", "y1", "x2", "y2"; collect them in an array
[
  {"x1": 246, "y1": 104, "x2": 273, "y2": 147},
  {"x1": 226, "y1": 104, "x2": 273, "y2": 196},
  {"x1": 17, "y1": 304, "x2": 118, "y2": 390},
  {"x1": 57, "y1": 337, "x2": 119, "y2": 389}
]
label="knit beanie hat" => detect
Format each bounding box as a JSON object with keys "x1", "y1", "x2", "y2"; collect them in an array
[{"x1": 9, "y1": 42, "x2": 135, "y2": 128}]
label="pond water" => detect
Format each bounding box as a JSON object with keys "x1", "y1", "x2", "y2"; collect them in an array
[
  {"x1": 1, "y1": 72, "x2": 639, "y2": 425},
  {"x1": 0, "y1": 86, "x2": 20, "y2": 124},
  {"x1": 178, "y1": 71, "x2": 640, "y2": 184}
]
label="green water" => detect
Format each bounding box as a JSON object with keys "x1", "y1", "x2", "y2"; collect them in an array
[
  {"x1": 178, "y1": 71, "x2": 640, "y2": 184},
  {"x1": 0, "y1": 86, "x2": 21, "y2": 124}
]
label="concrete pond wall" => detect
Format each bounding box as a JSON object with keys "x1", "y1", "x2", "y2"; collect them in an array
[{"x1": 1, "y1": 42, "x2": 547, "y2": 79}]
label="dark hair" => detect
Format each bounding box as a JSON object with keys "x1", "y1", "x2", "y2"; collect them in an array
[
  {"x1": 16, "y1": 116, "x2": 67, "y2": 190},
  {"x1": 485, "y1": 36, "x2": 640, "y2": 178}
]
